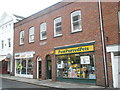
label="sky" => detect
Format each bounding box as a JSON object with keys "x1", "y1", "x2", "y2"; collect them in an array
[{"x1": 0, "y1": 0, "x2": 62, "y2": 18}]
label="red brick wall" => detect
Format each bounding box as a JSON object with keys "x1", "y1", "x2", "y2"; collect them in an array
[
  {"x1": 101, "y1": 2, "x2": 119, "y2": 87},
  {"x1": 14, "y1": 2, "x2": 119, "y2": 87}
]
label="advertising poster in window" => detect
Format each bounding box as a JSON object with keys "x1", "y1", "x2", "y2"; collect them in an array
[{"x1": 80, "y1": 56, "x2": 90, "y2": 64}]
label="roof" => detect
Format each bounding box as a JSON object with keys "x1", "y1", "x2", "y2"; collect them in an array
[{"x1": 13, "y1": 14, "x2": 25, "y2": 19}]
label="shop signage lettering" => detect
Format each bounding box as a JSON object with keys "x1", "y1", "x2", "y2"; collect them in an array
[{"x1": 55, "y1": 45, "x2": 94, "y2": 55}]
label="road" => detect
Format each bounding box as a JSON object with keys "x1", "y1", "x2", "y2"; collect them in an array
[{"x1": 1, "y1": 78, "x2": 63, "y2": 90}]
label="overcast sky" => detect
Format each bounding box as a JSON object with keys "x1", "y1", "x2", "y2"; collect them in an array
[{"x1": 0, "y1": 0, "x2": 62, "y2": 18}]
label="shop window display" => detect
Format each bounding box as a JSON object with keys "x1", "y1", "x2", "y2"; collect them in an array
[
  {"x1": 21, "y1": 60, "x2": 26, "y2": 74},
  {"x1": 27, "y1": 59, "x2": 33, "y2": 75},
  {"x1": 16, "y1": 59, "x2": 33, "y2": 75},
  {"x1": 56, "y1": 53, "x2": 96, "y2": 79},
  {"x1": 16, "y1": 59, "x2": 21, "y2": 74}
]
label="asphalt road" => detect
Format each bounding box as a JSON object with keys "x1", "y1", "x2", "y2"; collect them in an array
[{"x1": 1, "y1": 78, "x2": 63, "y2": 90}]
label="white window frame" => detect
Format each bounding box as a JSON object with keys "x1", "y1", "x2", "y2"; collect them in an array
[
  {"x1": 118, "y1": 11, "x2": 120, "y2": 33},
  {"x1": 20, "y1": 31, "x2": 24, "y2": 45},
  {"x1": 71, "y1": 10, "x2": 82, "y2": 33},
  {"x1": 54, "y1": 17, "x2": 62, "y2": 37},
  {"x1": 29, "y1": 27, "x2": 34, "y2": 43},
  {"x1": 40, "y1": 23, "x2": 47, "y2": 40}
]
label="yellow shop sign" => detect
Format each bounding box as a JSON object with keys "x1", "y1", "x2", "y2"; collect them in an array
[{"x1": 55, "y1": 45, "x2": 94, "y2": 55}]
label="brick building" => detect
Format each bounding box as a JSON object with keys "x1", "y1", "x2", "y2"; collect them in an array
[{"x1": 13, "y1": 1, "x2": 120, "y2": 88}]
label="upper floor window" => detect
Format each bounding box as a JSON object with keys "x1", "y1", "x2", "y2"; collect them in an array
[
  {"x1": 2, "y1": 27, "x2": 4, "y2": 30},
  {"x1": 40, "y1": 23, "x2": 47, "y2": 40},
  {"x1": 118, "y1": 11, "x2": 120, "y2": 33},
  {"x1": 29, "y1": 27, "x2": 34, "y2": 43},
  {"x1": 54, "y1": 17, "x2": 62, "y2": 37},
  {"x1": 20, "y1": 31, "x2": 24, "y2": 45},
  {"x1": 1, "y1": 40, "x2": 4, "y2": 49},
  {"x1": 8, "y1": 38, "x2": 11, "y2": 48},
  {"x1": 71, "y1": 10, "x2": 82, "y2": 33}
]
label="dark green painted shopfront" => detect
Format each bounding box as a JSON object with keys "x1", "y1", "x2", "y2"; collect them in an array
[{"x1": 54, "y1": 42, "x2": 96, "y2": 83}]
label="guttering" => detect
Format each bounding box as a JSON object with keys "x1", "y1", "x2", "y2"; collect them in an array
[{"x1": 98, "y1": 0, "x2": 108, "y2": 87}]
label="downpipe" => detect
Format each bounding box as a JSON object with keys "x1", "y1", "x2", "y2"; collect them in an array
[{"x1": 98, "y1": 0, "x2": 108, "y2": 87}]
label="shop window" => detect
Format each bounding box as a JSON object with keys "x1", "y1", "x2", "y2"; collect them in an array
[
  {"x1": 71, "y1": 10, "x2": 82, "y2": 33},
  {"x1": 40, "y1": 23, "x2": 47, "y2": 40},
  {"x1": 16, "y1": 59, "x2": 33, "y2": 75},
  {"x1": 56, "y1": 53, "x2": 96, "y2": 79},
  {"x1": 27, "y1": 59, "x2": 33, "y2": 75},
  {"x1": 21, "y1": 60, "x2": 26, "y2": 74},
  {"x1": 20, "y1": 31, "x2": 24, "y2": 45},
  {"x1": 54, "y1": 17, "x2": 62, "y2": 37},
  {"x1": 29, "y1": 27, "x2": 34, "y2": 43},
  {"x1": 16, "y1": 59, "x2": 21, "y2": 74}
]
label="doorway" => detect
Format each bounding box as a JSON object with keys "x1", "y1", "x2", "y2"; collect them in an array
[
  {"x1": 111, "y1": 52, "x2": 120, "y2": 88},
  {"x1": 37, "y1": 56, "x2": 42, "y2": 79},
  {"x1": 46, "y1": 55, "x2": 52, "y2": 79},
  {"x1": 2, "y1": 60, "x2": 8, "y2": 74},
  {"x1": 38, "y1": 61, "x2": 41, "y2": 78}
]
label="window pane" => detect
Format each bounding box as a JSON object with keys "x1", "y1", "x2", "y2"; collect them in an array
[
  {"x1": 20, "y1": 31, "x2": 24, "y2": 44},
  {"x1": 27, "y1": 59, "x2": 33, "y2": 75},
  {"x1": 73, "y1": 15, "x2": 80, "y2": 21},
  {"x1": 56, "y1": 55, "x2": 68, "y2": 78},
  {"x1": 42, "y1": 31, "x2": 46, "y2": 38},
  {"x1": 54, "y1": 17, "x2": 62, "y2": 36},
  {"x1": 8, "y1": 38, "x2": 11, "y2": 47},
  {"x1": 71, "y1": 10, "x2": 82, "y2": 32},
  {"x1": 41, "y1": 23, "x2": 46, "y2": 31},
  {"x1": 16, "y1": 60, "x2": 21, "y2": 74},
  {"x1": 29, "y1": 27, "x2": 34, "y2": 42},
  {"x1": 29, "y1": 27, "x2": 34, "y2": 34},
  {"x1": 56, "y1": 53, "x2": 96, "y2": 79},
  {"x1": 2, "y1": 40, "x2": 4, "y2": 49},
  {"x1": 21, "y1": 59, "x2": 26, "y2": 74},
  {"x1": 73, "y1": 21, "x2": 80, "y2": 30},
  {"x1": 56, "y1": 22, "x2": 61, "y2": 27},
  {"x1": 67, "y1": 54, "x2": 80, "y2": 78},
  {"x1": 40, "y1": 23, "x2": 47, "y2": 40},
  {"x1": 56, "y1": 27, "x2": 62, "y2": 35}
]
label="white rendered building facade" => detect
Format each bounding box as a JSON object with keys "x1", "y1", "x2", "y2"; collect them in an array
[{"x1": 0, "y1": 12, "x2": 24, "y2": 74}]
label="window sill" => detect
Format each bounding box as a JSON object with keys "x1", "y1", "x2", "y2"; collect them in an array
[
  {"x1": 70, "y1": 30, "x2": 82, "y2": 34},
  {"x1": 54, "y1": 34, "x2": 63, "y2": 38},
  {"x1": 19, "y1": 44, "x2": 24, "y2": 46},
  {"x1": 40, "y1": 38, "x2": 47, "y2": 41},
  {"x1": 29, "y1": 41, "x2": 35, "y2": 44}
]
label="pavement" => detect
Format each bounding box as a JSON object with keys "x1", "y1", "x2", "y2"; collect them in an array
[{"x1": 0, "y1": 74, "x2": 105, "y2": 89}]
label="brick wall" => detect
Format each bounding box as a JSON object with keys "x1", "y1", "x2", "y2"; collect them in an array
[{"x1": 102, "y1": 2, "x2": 119, "y2": 87}]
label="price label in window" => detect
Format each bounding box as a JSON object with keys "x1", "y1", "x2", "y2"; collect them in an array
[{"x1": 80, "y1": 56, "x2": 90, "y2": 64}]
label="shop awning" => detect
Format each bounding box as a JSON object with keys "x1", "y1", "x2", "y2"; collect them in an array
[{"x1": 0, "y1": 56, "x2": 6, "y2": 61}]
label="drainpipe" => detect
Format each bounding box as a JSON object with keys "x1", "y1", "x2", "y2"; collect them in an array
[{"x1": 98, "y1": 0, "x2": 108, "y2": 87}]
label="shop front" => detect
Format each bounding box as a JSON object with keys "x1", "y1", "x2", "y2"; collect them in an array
[
  {"x1": 14, "y1": 51, "x2": 35, "y2": 78},
  {"x1": 55, "y1": 42, "x2": 96, "y2": 83}
]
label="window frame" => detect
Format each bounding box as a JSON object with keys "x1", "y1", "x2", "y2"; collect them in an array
[
  {"x1": 40, "y1": 23, "x2": 47, "y2": 40},
  {"x1": 54, "y1": 17, "x2": 62, "y2": 37},
  {"x1": 1, "y1": 40, "x2": 4, "y2": 49},
  {"x1": 29, "y1": 27, "x2": 35, "y2": 43},
  {"x1": 8, "y1": 38, "x2": 11, "y2": 48},
  {"x1": 20, "y1": 31, "x2": 24, "y2": 45},
  {"x1": 71, "y1": 10, "x2": 82, "y2": 33},
  {"x1": 118, "y1": 11, "x2": 120, "y2": 33}
]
